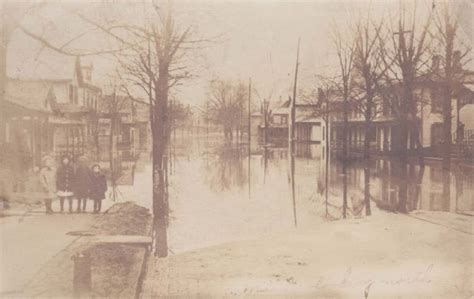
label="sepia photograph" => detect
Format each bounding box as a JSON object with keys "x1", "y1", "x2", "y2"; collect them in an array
[{"x1": 0, "y1": 0, "x2": 472, "y2": 298}]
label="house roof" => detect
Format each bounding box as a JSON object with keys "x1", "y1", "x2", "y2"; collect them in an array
[
  {"x1": 272, "y1": 106, "x2": 288, "y2": 115},
  {"x1": 135, "y1": 102, "x2": 150, "y2": 122},
  {"x1": 49, "y1": 116, "x2": 86, "y2": 125},
  {"x1": 8, "y1": 51, "x2": 101, "y2": 91},
  {"x1": 98, "y1": 94, "x2": 134, "y2": 114},
  {"x1": 55, "y1": 103, "x2": 90, "y2": 114},
  {"x1": 9, "y1": 48, "x2": 77, "y2": 80},
  {"x1": 295, "y1": 106, "x2": 324, "y2": 123},
  {"x1": 5, "y1": 79, "x2": 55, "y2": 112}
]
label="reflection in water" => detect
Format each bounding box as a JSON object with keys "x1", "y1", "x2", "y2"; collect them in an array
[
  {"x1": 289, "y1": 142, "x2": 297, "y2": 228},
  {"x1": 205, "y1": 146, "x2": 248, "y2": 192},
  {"x1": 154, "y1": 136, "x2": 473, "y2": 252},
  {"x1": 364, "y1": 160, "x2": 372, "y2": 216}
]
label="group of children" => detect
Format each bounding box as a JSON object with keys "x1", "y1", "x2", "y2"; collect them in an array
[{"x1": 39, "y1": 155, "x2": 107, "y2": 214}]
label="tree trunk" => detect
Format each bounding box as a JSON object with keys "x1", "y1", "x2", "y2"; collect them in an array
[
  {"x1": 442, "y1": 23, "x2": 455, "y2": 171},
  {"x1": 152, "y1": 68, "x2": 171, "y2": 258},
  {"x1": 342, "y1": 96, "x2": 348, "y2": 161},
  {"x1": 342, "y1": 162, "x2": 348, "y2": 219},
  {"x1": 152, "y1": 137, "x2": 168, "y2": 257},
  {"x1": 396, "y1": 161, "x2": 408, "y2": 213},
  {"x1": 364, "y1": 159, "x2": 371, "y2": 216},
  {"x1": 364, "y1": 120, "x2": 370, "y2": 160},
  {"x1": 412, "y1": 122, "x2": 425, "y2": 167},
  {"x1": 398, "y1": 119, "x2": 409, "y2": 164},
  {"x1": 109, "y1": 114, "x2": 117, "y2": 201},
  {"x1": 442, "y1": 170, "x2": 451, "y2": 211},
  {"x1": 442, "y1": 84, "x2": 452, "y2": 171}
]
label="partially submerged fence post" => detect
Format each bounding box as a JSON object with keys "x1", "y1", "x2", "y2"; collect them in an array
[{"x1": 72, "y1": 252, "x2": 91, "y2": 298}]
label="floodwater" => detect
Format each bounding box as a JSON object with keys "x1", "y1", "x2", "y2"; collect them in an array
[{"x1": 123, "y1": 134, "x2": 474, "y2": 253}]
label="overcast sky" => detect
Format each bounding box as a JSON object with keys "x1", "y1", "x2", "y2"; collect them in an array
[{"x1": 7, "y1": 0, "x2": 471, "y2": 108}]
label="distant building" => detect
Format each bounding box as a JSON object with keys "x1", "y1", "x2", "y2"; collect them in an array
[
  {"x1": 329, "y1": 55, "x2": 474, "y2": 157},
  {"x1": 96, "y1": 95, "x2": 153, "y2": 166},
  {"x1": 266, "y1": 104, "x2": 289, "y2": 145},
  {"x1": 47, "y1": 57, "x2": 102, "y2": 159},
  {"x1": 134, "y1": 101, "x2": 151, "y2": 152},
  {"x1": 250, "y1": 111, "x2": 263, "y2": 140},
  {"x1": 293, "y1": 104, "x2": 328, "y2": 159},
  {"x1": 5, "y1": 56, "x2": 102, "y2": 163},
  {"x1": 255, "y1": 99, "x2": 328, "y2": 158},
  {"x1": 97, "y1": 94, "x2": 141, "y2": 164},
  {"x1": 3, "y1": 79, "x2": 56, "y2": 168}
]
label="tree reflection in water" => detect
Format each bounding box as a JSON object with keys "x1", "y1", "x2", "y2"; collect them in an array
[
  {"x1": 205, "y1": 145, "x2": 248, "y2": 192},
  {"x1": 156, "y1": 137, "x2": 473, "y2": 250}
]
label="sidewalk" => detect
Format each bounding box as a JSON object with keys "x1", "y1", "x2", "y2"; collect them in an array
[
  {"x1": 0, "y1": 198, "x2": 117, "y2": 297},
  {"x1": 141, "y1": 212, "x2": 473, "y2": 298}
]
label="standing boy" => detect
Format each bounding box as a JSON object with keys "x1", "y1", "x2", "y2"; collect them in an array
[{"x1": 90, "y1": 164, "x2": 107, "y2": 213}]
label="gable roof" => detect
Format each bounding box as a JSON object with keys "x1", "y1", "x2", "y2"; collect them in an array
[
  {"x1": 8, "y1": 48, "x2": 76, "y2": 81},
  {"x1": 295, "y1": 105, "x2": 324, "y2": 123},
  {"x1": 6, "y1": 79, "x2": 56, "y2": 112},
  {"x1": 8, "y1": 50, "x2": 101, "y2": 92}
]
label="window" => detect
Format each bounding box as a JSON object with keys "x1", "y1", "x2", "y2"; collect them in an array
[
  {"x1": 281, "y1": 115, "x2": 288, "y2": 124},
  {"x1": 273, "y1": 115, "x2": 281, "y2": 124},
  {"x1": 431, "y1": 123, "x2": 444, "y2": 146},
  {"x1": 69, "y1": 84, "x2": 74, "y2": 103},
  {"x1": 431, "y1": 87, "x2": 442, "y2": 113},
  {"x1": 74, "y1": 87, "x2": 78, "y2": 104}
]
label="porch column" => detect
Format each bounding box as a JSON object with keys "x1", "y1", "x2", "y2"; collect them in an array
[
  {"x1": 387, "y1": 126, "x2": 392, "y2": 151},
  {"x1": 81, "y1": 125, "x2": 85, "y2": 155},
  {"x1": 380, "y1": 127, "x2": 384, "y2": 151},
  {"x1": 30, "y1": 115, "x2": 36, "y2": 168}
]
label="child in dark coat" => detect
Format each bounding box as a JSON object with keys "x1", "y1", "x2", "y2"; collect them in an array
[
  {"x1": 74, "y1": 156, "x2": 91, "y2": 212},
  {"x1": 90, "y1": 164, "x2": 107, "y2": 213},
  {"x1": 56, "y1": 155, "x2": 75, "y2": 213}
]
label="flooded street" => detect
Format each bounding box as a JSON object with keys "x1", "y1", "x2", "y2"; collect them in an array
[
  {"x1": 2, "y1": 1, "x2": 473, "y2": 297},
  {"x1": 124, "y1": 134, "x2": 474, "y2": 253}
]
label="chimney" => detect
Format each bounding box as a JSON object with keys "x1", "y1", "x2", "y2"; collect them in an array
[
  {"x1": 432, "y1": 55, "x2": 440, "y2": 71},
  {"x1": 81, "y1": 63, "x2": 93, "y2": 83}
]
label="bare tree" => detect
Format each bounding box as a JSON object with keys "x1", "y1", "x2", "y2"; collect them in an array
[
  {"x1": 206, "y1": 79, "x2": 247, "y2": 141},
  {"x1": 333, "y1": 28, "x2": 355, "y2": 162},
  {"x1": 378, "y1": 4, "x2": 432, "y2": 164},
  {"x1": 352, "y1": 17, "x2": 389, "y2": 217},
  {"x1": 98, "y1": 91, "x2": 131, "y2": 201},
  {"x1": 332, "y1": 27, "x2": 355, "y2": 219},
  {"x1": 106, "y1": 3, "x2": 198, "y2": 257},
  {"x1": 431, "y1": 3, "x2": 472, "y2": 170},
  {"x1": 169, "y1": 99, "x2": 193, "y2": 132},
  {"x1": 353, "y1": 18, "x2": 386, "y2": 160},
  {"x1": 253, "y1": 87, "x2": 274, "y2": 145},
  {"x1": 376, "y1": 4, "x2": 433, "y2": 212}
]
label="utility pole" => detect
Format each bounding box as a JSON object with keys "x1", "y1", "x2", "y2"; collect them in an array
[
  {"x1": 248, "y1": 78, "x2": 251, "y2": 146},
  {"x1": 290, "y1": 38, "x2": 301, "y2": 147},
  {"x1": 290, "y1": 38, "x2": 300, "y2": 228},
  {"x1": 324, "y1": 89, "x2": 330, "y2": 218},
  {"x1": 248, "y1": 78, "x2": 251, "y2": 200}
]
